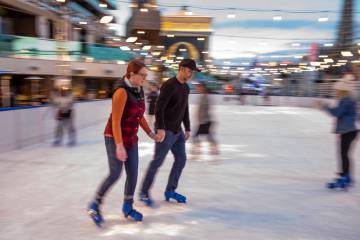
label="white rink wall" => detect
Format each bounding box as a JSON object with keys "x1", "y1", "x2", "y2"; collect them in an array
[
  {"x1": 0, "y1": 100, "x2": 111, "y2": 153},
  {"x1": 205, "y1": 94, "x2": 336, "y2": 107},
  {"x1": 0, "y1": 95, "x2": 336, "y2": 153}
]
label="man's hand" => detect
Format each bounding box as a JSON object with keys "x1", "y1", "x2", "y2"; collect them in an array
[
  {"x1": 116, "y1": 143, "x2": 127, "y2": 161},
  {"x1": 156, "y1": 129, "x2": 166, "y2": 142},
  {"x1": 185, "y1": 131, "x2": 191, "y2": 141}
]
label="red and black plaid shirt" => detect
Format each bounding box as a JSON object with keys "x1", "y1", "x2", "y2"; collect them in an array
[{"x1": 104, "y1": 81, "x2": 145, "y2": 148}]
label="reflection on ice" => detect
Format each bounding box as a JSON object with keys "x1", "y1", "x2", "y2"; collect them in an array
[
  {"x1": 102, "y1": 222, "x2": 185, "y2": 237},
  {"x1": 102, "y1": 224, "x2": 140, "y2": 236},
  {"x1": 144, "y1": 223, "x2": 185, "y2": 236}
]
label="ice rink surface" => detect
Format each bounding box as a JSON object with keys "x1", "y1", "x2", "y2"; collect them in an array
[{"x1": 0, "y1": 104, "x2": 359, "y2": 240}]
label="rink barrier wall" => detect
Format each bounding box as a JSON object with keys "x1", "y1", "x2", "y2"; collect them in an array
[
  {"x1": 0, "y1": 100, "x2": 111, "y2": 153},
  {"x1": 217, "y1": 94, "x2": 337, "y2": 107},
  {"x1": 0, "y1": 95, "x2": 336, "y2": 153}
]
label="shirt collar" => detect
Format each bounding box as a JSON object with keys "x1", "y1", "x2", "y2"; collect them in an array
[
  {"x1": 124, "y1": 77, "x2": 141, "y2": 92},
  {"x1": 124, "y1": 78, "x2": 133, "y2": 88}
]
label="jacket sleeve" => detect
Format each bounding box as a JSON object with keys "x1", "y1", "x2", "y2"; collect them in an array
[
  {"x1": 112, "y1": 89, "x2": 127, "y2": 144},
  {"x1": 139, "y1": 116, "x2": 152, "y2": 135},
  {"x1": 183, "y1": 102, "x2": 191, "y2": 131},
  {"x1": 324, "y1": 99, "x2": 350, "y2": 118}
]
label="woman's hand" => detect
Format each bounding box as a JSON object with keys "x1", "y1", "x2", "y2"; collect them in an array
[{"x1": 116, "y1": 143, "x2": 127, "y2": 161}]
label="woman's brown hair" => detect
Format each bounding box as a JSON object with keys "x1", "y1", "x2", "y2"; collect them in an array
[{"x1": 125, "y1": 60, "x2": 146, "y2": 79}]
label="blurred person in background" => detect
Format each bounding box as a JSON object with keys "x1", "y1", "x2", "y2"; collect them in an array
[
  {"x1": 191, "y1": 81, "x2": 219, "y2": 156},
  {"x1": 52, "y1": 85, "x2": 76, "y2": 146},
  {"x1": 238, "y1": 85, "x2": 246, "y2": 105},
  {"x1": 87, "y1": 60, "x2": 156, "y2": 225},
  {"x1": 261, "y1": 86, "x2": 271, "y2": 106},
  {"x1": 355, "y1": 72, "x2": 360, "y2": 127},
  {"x1": 146, "y1": 83, "x2": 159, "y2": 130},
  {"x1": 139, "y1": 59, "x2": 199, "y2": 207},
  {"x1": 315, "y1": 73, "x2": 358, "y2": 189}
]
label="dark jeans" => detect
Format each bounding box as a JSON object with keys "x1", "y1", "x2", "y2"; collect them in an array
[
  {"x1": 340, "y1": 131, "x2": 358, "y2": 176},
  {"x1": 95, "y1": 137, "x2": 139, "y2": 204},
  {"x1": 141, "y1": 130, "x2": 186, "y2": 194}
]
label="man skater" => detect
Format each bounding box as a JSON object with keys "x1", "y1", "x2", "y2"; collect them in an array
[{"x1": 139, "y1": 59, "x2": 200, "y2": 206}]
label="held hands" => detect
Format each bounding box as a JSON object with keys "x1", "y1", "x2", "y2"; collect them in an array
[
  {"x1": 155, "y1": 129, "x2": 166, "y2": 142},
  {"x1": 116, "y1": 143, "x2": 127, "y2": 161},
  {"x1": 149, "y1": 132, "x2": 159, "y2": 142},
  {"x1": 148, "y1": 130, "x2": 164, "y2": 142},
  {"x1": 149, "y1": 130, "x2": 191, "y2": 142}
]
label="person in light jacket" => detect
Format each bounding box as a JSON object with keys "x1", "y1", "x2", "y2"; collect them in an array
[{"x1": 316, "y1": 74, "x2": 358, "y2": 189}]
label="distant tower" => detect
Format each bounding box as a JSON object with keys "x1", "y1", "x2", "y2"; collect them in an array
[
  {"x1": 317, "y1": 0, "x2": 356, "y2": 76},
  {"x1": 126, "y1": 0, "x2": 161, "y2": 45},
  {"x1": 337, "y1": 0, "x2": 354, "y2": 49}
]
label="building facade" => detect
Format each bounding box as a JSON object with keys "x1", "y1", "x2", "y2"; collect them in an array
[{"x1": 0, "y1": 0, "x2": 133, "y2": 108}]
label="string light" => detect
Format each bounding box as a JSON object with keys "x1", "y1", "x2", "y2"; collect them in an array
[{"x1": 116, "y1": 1, "x2": 358, "y2": 15}]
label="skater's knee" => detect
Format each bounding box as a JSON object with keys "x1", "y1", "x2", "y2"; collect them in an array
[
  {"x1": 109, "y1": 174, "x2": 120, "y2": 182},
  {"x1": 150, "y1": 157, "x2": 165, "y2": 169},
  {"x1": 108, "y1": 170, "x2": 121, "y2": 182},
  {"x1": 175, "y1": 156, "x2": 186, "y2": 168},
  {"x1": 127, "y1": 173, "x2": 138, "y2": 184}
]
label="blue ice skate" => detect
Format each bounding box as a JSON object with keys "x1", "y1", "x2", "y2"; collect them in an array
[
  {"x1": 52, "y1": 140, "x2": 61, "y2": 147},
  {"x1": 341, "y1": 175, "x2": 353, "y2": 186},
  {"x1": 164, "y1": 191, "x2": 186, "y2": 203},
  {"x1": 87, "y1": 202, "x2": 104, "y2": 226},
  {"x1": 67, "y1": 141, "x2": 76, "y2": 147},
  {"x1": 327, "y1": 176, "x2": 352, "y2": 190},
  {"x1": 122, "y1": 202, "x2": 143, "y2": 222},
  {"x1": 139, "y1": 192, "x2": 155, "y2": 207}
]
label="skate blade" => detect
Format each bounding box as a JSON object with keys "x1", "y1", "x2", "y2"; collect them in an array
[
  {"x1": 124, "y1": 215, "x2": 143, "y2": 223},
  {"x1": 88, "y1": 211, "x2": 103, "y2": 227}
]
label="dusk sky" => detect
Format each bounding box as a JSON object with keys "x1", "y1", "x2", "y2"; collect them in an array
[{"x1": 113, "y1": 0, "x2": 360, "y2": 59}]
